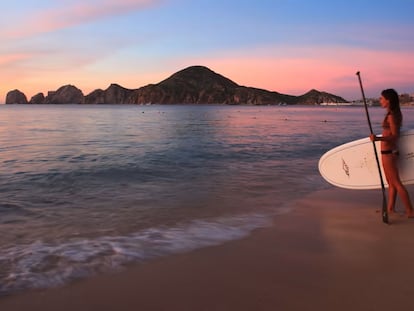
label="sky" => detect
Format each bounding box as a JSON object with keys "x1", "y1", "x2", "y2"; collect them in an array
[{"x1": 1, "y1": 0, "x2": 414, "y2": 103}]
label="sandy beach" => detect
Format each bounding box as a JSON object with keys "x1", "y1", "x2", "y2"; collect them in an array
[{"x1": 1, "y1": 187, "x2": 414, "y2": 311}]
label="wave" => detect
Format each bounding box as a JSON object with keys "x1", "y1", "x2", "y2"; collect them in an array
[{"x1": 0, "y1": 213, "x2": 273, "y2": 296}]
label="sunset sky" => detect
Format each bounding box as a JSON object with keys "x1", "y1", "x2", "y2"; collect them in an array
[{"x1": 1, "y1": 0, "x2": 414, "y2": 103}]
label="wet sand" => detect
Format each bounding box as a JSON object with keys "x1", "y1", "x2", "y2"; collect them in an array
[{"x1": 1, "y1": 187, "x2": 414, "y2": 311}]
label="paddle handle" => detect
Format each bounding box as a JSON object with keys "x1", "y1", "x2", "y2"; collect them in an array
[
  {"x1": 356, "y1": 72, "x2": 374, "y2": 135},
  {"x1": 356, "y1": 71, "x2": 389, "y2": 224}
]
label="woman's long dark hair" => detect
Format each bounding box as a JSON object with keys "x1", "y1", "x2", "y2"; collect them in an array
[{"x1": 382, "y1": 88, "x2": 402, "y2": 127}]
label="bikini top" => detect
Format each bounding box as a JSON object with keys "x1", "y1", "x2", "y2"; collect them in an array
[{"x1": 382, "y1": 112, "x2": 391, "y2": 129}]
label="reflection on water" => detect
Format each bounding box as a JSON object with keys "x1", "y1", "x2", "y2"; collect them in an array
[{"x1": 0, "y1": 104, "x2": 413, "y2": 295}]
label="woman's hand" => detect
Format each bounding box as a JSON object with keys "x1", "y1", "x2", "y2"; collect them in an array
[{"x1": 370, "y1": 134, "x2": 377, "y2": 142}]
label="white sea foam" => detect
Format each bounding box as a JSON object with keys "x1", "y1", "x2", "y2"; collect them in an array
[{"x1": 0, "y1": 213, "x2": 272, "y2": 296}]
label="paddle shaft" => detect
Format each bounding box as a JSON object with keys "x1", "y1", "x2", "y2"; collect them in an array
[{"x1": 356, "y1": 71, "x2": 389, "y2": 224}]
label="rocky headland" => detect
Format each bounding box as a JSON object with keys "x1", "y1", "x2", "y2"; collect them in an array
[
  {"x1": 6, "y1": 66, "x2": 347, "y2": 105},
  {"x1": 6, "y1": 90, "x2": 29, "y2": 105}
]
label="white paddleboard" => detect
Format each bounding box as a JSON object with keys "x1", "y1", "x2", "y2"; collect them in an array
[{"x1": 319, "y1": 129, "x2": 414, "y2": 190}]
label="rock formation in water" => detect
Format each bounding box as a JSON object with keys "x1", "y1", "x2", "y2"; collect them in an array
[
  {"x1": 85, "y1": 84, "x2": 133, "y2": 104},
  {"x1": 44, "y1": 85, "x2": 84, "y2": 104},
  {"x1": 6, "y1": 89, "x2": 28, "y2": 104},
  {"x1": 84, "y1": 89, "x2": 105, "y2": 105},
  {"x1": 5, "y1": 66, "x2": 348, "y2": 105},
  {"x1": 29, "y1": 93, "x2": 45, "y2": 105},
  {"x1": 297, "y1": 89, "x2": 347, "y2": 105}
]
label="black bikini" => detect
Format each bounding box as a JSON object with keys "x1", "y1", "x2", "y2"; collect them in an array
[{"x1": 381, "y1": 150, "x2": 399, "y2": 155}]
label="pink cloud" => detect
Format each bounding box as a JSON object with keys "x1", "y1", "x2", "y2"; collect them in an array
[
  {"x1": 4, "y1": 0, "x2": 161, "y2": 39},
  {"x1": 0, "y1": 53, "x2": 33, "y2": 66}
]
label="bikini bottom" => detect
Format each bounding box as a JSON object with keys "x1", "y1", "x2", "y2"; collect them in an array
[{"x1": 381, "y1": 150, "x2": 399, "y2": 156}]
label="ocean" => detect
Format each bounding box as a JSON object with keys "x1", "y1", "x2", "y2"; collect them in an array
[{"x1": 1, "y1": 104, "x2": 413, "y2": 295}]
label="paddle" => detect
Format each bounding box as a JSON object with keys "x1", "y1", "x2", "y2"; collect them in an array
[{"x1": 356, "y1": 71, "x2": 389, "y2": 224}]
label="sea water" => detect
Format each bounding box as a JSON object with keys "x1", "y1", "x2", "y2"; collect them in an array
[{"x1": 0, "y1": 104, "x2": 413, "y2": 295}]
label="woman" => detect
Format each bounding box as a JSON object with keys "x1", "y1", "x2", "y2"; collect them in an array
[{"x1": 370, "y1": 89, "x2": 414, "y2": 218}]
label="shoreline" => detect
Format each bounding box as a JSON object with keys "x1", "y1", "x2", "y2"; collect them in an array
[{"x1": 1, "y1": 187, "x2": 414, "y2": 310}]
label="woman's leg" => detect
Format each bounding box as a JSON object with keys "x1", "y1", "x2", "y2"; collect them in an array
[
  {"x1": 387, "y1": 186, "x2": 397, "y2": 213},
  {"x1": 383, "y1": 155, "x2": 414, "y2": 217},
  {"x1": 382, "y1": 155, "x2": 397, "y2": 212}
]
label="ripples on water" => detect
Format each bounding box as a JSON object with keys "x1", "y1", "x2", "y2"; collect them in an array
[{"x1": 0, "y1": 104, "x2": 413, "y2": 295}]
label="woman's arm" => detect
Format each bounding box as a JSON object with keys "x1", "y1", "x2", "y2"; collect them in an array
[{"x1": 370, "y1": 114, "x2": 400, "y2": 142}]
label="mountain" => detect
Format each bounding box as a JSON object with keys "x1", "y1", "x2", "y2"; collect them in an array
[
  {"x1": 5, "y1": 66, "x2": 348, "y2": 105},
  {"x1": 130, "y1": 66, "x2": 240, "y2": 104},
  {"x1": 129, "y1": 66, "x2": 299, "y2": 105},
  {"x1": 296, "y1": 89, "x2": 347, "y2": 105}
]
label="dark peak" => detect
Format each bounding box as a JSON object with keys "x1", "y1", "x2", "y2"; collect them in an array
[
  {"x1": 170, "y1": 65, "x2": 219, "y2": 77},
  {"x1": 109, "y1": 83, "x2": 120, "y2": 87},
  {"x1": 181, "y1": 65, "x2": 212, "y2": 72},
  {"x1": 302, "y1": 89, "x2": 323, "y2": 96},
  {"x1": 89, "y1": 88, "x2": 104, "y2": 94},
  {"x1": 298, "y1": 88, "x2": 347, "y2": 104},
  {"x1": 158, "y1": 65, "x2": 239, "y2": 89},
  {"x1": 107, "y1": 83, "x2": 130, "y2": 90},
  {"x1": 56, "y1": 84, "x2": 80, "y2": 91}
]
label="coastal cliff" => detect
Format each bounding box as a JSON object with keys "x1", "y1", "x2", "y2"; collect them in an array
[
  {"x1": 6, "y1": 90, "x2": 28, "y2": 105},
  {"x1": 6, "y1": 66, "x2": 348, "y2": 105},
  {"x1": 44, "y1": 85, "x2": 84, "y2": 105}
]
